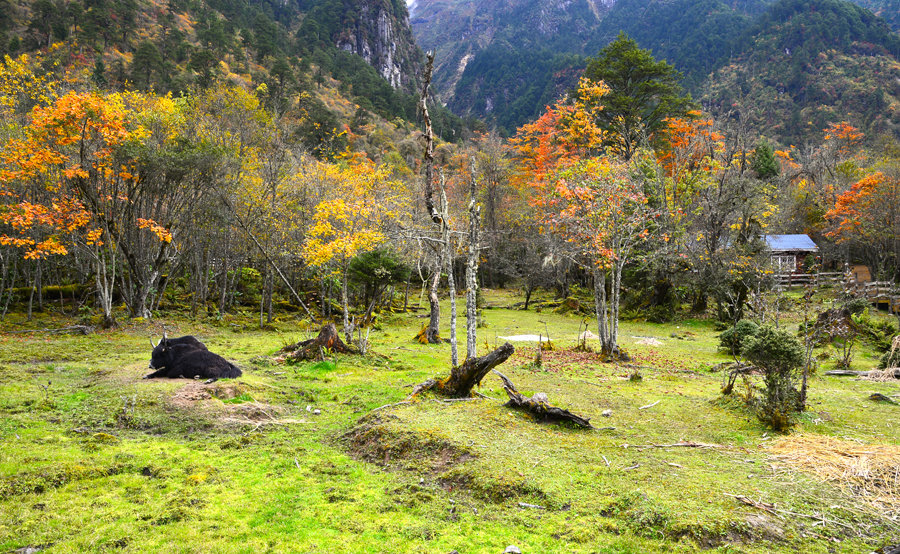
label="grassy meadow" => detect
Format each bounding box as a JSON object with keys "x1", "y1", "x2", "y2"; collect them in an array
[{"x1": 0, "y1": 288, "x2": 898, "y2": 553}]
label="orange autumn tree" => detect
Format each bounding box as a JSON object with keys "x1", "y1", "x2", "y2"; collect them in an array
[
  {"x1": 826, "y1": 168, "x2": 900, "y2": 279},
  {"x1": 780, "y1": 121, "x2": 865, "y2": 235},
  {"x1": 513, "y1": 76, "x2": 652, "y2": 358},
  {"x1": 553, "y1": 157, "x2": 651, "y2": 357},
  {"x1": 1, "y1": 90, "x2": 223, "y2": 323}
]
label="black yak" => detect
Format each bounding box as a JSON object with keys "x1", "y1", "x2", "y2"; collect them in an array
[
  {"x1": 144, "y1": 335, "x2": 241, "y2": 380},
  {"x1": 150, "y1": 334, "x2": 206, "y2": 351}
]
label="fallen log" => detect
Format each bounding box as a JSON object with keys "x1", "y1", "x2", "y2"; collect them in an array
[
  {"x1": 869, "y1": 393, "x2": 898, "y2": 404},
  {"x1": 493, "y1": 370, "x2": 593, "y2": 429},
  {"x1": 410, "y1": 342, "x2": 515, "y2": 398},
  {"x1": 825, "y1": 369, "x2": 900, "y2": 378},
  {"x1": 2, "y1": 325, "x2": 95, "y2": 335},
  {"x1": 277, "y1": 323, "x2": 357, "y2": 362}
]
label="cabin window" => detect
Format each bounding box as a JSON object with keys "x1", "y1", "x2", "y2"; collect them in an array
[{"x1": 773, "y1": 255, "x2": 796, "y2": 273}]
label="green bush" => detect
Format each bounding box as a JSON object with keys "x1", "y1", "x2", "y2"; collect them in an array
[
  {"x1": 645, "y1": 304, "x2": 676, "y2": 323},
  {"x1": 851, "y1": 312, "x2": 897, "y2": 351},
  {"x1": 741, "y1": 326, "x2": 805, "y2": 431},
  {"x1": 719, "y1": 320, "x2": 760, "y2": 355},
  {"x1": 842, "y1": 298, "x2": 870, "y2": 316}
]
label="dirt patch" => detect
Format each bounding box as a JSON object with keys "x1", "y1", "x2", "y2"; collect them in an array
[
  {"x1": 168, "y1": 381, "x2": 298, "y2": 427},
  {"x1": 169, "y1": 381, "x2": 248, "y2": 409},
  {"x1": 170, "y1": 382, "x2": 213, "y2": 408},
  {"x1": 343, "y1": 415, "x2": 475, "y2": 475}
]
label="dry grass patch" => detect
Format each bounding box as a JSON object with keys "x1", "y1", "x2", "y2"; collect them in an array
[{"x1": 766, "y1": 433, "x2": 900, "y2": 513}]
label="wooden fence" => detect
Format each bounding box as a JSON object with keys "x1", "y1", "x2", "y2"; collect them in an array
[{"x1": 773, "y1": 271, "x2": 900, "y2": 313}]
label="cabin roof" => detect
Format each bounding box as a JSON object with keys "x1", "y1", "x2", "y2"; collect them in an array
[{"x1": 763, "y1": 234, "x2": 819, "y2": 252}]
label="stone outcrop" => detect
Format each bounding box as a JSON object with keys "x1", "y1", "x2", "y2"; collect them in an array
[{"x1": 335, "y1": 0, "x2": 422, "y2": 91}]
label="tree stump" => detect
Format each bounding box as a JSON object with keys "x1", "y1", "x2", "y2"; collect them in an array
[
  {"x1": 494, "y1": 370, "x2": 593, "y2": 429},
  {"x1": 411, "y1": 342, "x2": 515, "y2": 398},
  {"x1": 277, "y1": 323, "x2": 357, "y2": 362}
]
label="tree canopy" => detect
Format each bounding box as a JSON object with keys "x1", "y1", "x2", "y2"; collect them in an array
[{"x1": 583, "y1": 33, "x2": 696, "y2": 160}]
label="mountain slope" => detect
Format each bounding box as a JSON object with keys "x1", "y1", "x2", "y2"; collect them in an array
[
  {"x1": 412, "y1": 0, "x2": 767, "y2": 132},
  {"x1": 411, "y1": 0, "x2": 612, "y2": 108},
  {"x1": 702, "y1": 0, "x2": 900, "y2": 144},
  {"x1": 0, "y1": 0, "x2": 453, "y2": 141},
  {"x1": 411, "y1": 0, "x2": 900, "y2": 142}
]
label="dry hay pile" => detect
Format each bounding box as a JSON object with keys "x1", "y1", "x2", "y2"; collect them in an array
[
  {"x1": 766, "y1": 434, "x2": 900, "y2": 513},
  {"x1": 872, "y1": 336, "x2": 900, "y2": 382},
  {"x1": 867, "y1": 369, "x2": 900, "y2": 382}
]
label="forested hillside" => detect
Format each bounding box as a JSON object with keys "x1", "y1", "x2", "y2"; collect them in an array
[
  {"x1": 703, "y1": 0, "x2": 900, "y2": 145},
  {"x1": 413, "y1": 0, "x2": 900, "y2": 143},
  {"x1": 0, "y1": 0, "x2": 466, "y2": 143}
]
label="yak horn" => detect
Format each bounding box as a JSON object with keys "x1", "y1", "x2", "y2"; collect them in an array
[{"x1": 151, "y1": 337, "x2": 159, "y2": 348}]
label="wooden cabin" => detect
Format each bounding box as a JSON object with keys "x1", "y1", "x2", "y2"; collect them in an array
[{"x1": 764, "y1": 234, "x2": 819, "y2": 274}]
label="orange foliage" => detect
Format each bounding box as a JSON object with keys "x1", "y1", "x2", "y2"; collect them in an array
[
  {"x1": 825, "y1": 171, "x2": 899, "y2": 243},
  {"x1": 0, "y1": 91, "x2": 161, "y2": 258},
  {"x1": 656, "y1": 114, "x2": 723, "y2": 178}
]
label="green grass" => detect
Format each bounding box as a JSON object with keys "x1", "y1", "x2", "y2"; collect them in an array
[{"x1": 0, "y1": 289, "x2": 898, "y2": 552}]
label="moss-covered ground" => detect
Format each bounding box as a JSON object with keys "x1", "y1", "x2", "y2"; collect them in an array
[{"x1": 0, "y1": 289, "x2": 898, "y2": 552}]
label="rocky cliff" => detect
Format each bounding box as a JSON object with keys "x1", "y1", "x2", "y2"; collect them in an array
[{"x1": 334, "y1": 0, "x2": 423, "y2": 91}]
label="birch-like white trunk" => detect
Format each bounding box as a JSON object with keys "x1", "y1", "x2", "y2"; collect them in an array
[
  {"x1": 441, "y1": 185, "x2": 458, "y2": 367},
  {"x1": 465, "y1": 162, "x2": 481, "y2": 360}
]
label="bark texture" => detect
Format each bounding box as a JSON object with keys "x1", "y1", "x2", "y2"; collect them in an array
[{"x1": 412, "y1": 342, "x2": 515, "y2": 398}]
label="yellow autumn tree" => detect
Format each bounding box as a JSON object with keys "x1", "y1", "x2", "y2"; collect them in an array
[{"x1": 302, "y1": 155, "x2": 403, "y2": 338}]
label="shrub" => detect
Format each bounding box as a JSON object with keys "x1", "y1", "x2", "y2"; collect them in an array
[
  {"x1": 645, "y1": 304, "x2": 676, "y2": 323},
  {"x1": 842, "y1": 298, "x2": 870, "y2": 316},
  {"x1": 741, "y1": 326, "x2": 805, "y2": 431},
  {"x1": 719, "y1": 320, "x2": 760, "y2": 355}
]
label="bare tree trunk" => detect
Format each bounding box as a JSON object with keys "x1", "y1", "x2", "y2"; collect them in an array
[
  {"x1": 1, "y1": 255, "x2": 16, "y2": 320},
  {"x1": 219, "y1": 236, "x2": 229, "y2": 315},
  {"x1": 266, "y1": 270, "x2": 274, "y2": 323},
  {"x1": 35, "y1": 259, "x2": 42, "y2": 312},
  {"x1": 466, "y1": 160, "x2": 481, "y2": 360},
  {"x1": 403, "y1": 274, "x2": 411, "y2": 311},
  {"x1": 342, "y1": 262, "x2": 352, "y2": 342},
  {"x1": 611, "y1": 261, "x2": 624, "y2": 351},
  {"x1": 422, "y1": 255, "x2": 442, "y2": 344},
  {"x1": 0, "y1": 251, "x2": 7, "y2": 319},
  {"x1": 417, "y1": 52, "x2": 443, "y2": 344},
  {"x1": 441, "y1": 183, "x2": 458, "y2": 366},
  {"x1": 27, "y1": 261, "x2": 34, "y2": 321},
  {"x1": 593, "y1": 265, "x2": 610, "y2": 354},
  {"x1": 260, "y1": 270, "x2": 266, "y2": 329},
  {"x1": 95, "y1": 246, "x2": 117, "y2": 328},
  {"x1": 420, "y1": 52, "x2": 441, "y2": 225}
]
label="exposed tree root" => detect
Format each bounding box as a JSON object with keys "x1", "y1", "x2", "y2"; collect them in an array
[{"x1": 277, "y1": 323, "x2": 357, "y2": 362}]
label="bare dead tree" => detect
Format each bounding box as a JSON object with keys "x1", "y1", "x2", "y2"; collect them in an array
[
  {"x1": 420, "y1": 51, "x2": 441, "y2": 226},
  {"x1": 441, "y1": 175, "x2": 459, "y2": 366},
  {"x1": 416, "y1": 51, "x2": 443, "y2": 344},
  {"x1": 411, "y1": 162, "x2": 516, "y2": 398}
]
